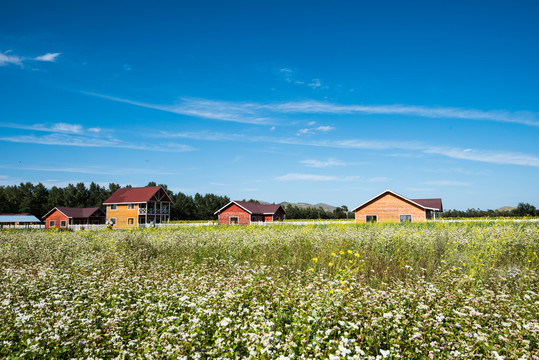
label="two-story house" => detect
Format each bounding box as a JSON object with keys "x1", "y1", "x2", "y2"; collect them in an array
[{"x1": 103, "y1": 186, "x2": 173, "y2": 228}]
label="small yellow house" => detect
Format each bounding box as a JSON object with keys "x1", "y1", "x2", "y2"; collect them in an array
[{"x1": 103, "y1": 186, "x2": 173, "y2": 228}]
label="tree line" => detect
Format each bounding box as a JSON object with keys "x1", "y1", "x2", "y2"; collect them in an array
[
  {"x1": 441, "y1": 203, "x2": 537, "y2": 218},
  {"x1": 0, "y1": 182, "x2": 536, "y2": 220}
]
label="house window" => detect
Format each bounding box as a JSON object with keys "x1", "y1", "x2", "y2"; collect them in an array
[
  {"x1": 111, "y1": 204, "x2": 117, "y2": 210},
  {"x1": 110, "y1": 218, "x2": 116, "y2": 225},
  {"x1": 128, "y1": 204, "x2": 135, "y2": 210},
  {"x1": 230, "y1": 217, "x2": 239, "y2": 225},
  {"x1": 49, "y1": 220, "x2": 55, "y2": 227},
  {"x1": 128, "y1": 218, "x2": 134, "y2": 225},
  {"x1": 60, "y1": 220, "x2": 67, "y2": 227},
  {"x1": 366, "y1": 215, "x2": 377, "y2": 223},
  {"x1": 400, "y1": 215, "x2": 412, "y2": 222}
]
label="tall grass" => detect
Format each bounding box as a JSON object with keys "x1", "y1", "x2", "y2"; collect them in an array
[{"x1": 1, "y1": 222, "x2": 538, "y2": 358}]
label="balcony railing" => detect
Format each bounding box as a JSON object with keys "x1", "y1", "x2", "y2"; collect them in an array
[{"x1": 138, "y1": 208, "x2": 170, "y2": 215}]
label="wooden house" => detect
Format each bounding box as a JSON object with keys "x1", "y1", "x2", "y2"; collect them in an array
[
  {"x1": 0, "y1": 214, "x2": 41, "y2": 228},
  {"x1": 352, "y1": 190, "x2": 443, "y2": 223},
  {"x1": 42, "y1": 207, "x2": 106, "y2": 229},
  {"x1": 103, "y1": 186, "x2": 172, "y2": 228},
  {"x1": 215, "y1": 201, "x2": 286, "y2": 225}
]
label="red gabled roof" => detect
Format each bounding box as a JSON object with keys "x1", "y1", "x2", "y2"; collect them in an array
[
  {"x1": 214, "y1": 201, "x2": 285, "y2": 215},
  {"x1": 352, "y1": 190, "x2": 442, "y2": 212},
  {"x1": 103, "y1": 186, "x2": 172, "y2": 204},
  {"x1": 42, "y1": 207, "x2": 105, "y2": 219},
  {"x1": 411, "y1": 198, "x2": 443, "y2": 212}
]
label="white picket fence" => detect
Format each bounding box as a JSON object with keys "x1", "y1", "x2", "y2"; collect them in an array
[{"x1": 0, "y1": 224, "x2": 45, "y2": 229}]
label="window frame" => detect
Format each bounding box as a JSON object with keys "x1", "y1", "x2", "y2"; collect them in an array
[
  {"x1": 229, "y1": 216, "x2": 239, "y2": 225},
  {"x1": 49, "y1": 220, "x2": 55, "y2": 227},
  {"x1": 127, "y1": 218, "x2": 134, "y2": 225},
  {"x1": 110, "y1": 218, "x2": 117, "y2": 225},
  {"x1": 400, "y1": 215, "x2": 412, "y2": 223},
  {"x1": 60, "y1": 220, "x2": 67, "y2": 227},
  {"x1": 366, "y1": 215, "x2": 377, "y2": 223},
  {"x1": 110, "y1": 204, "x2": 117, "y2": 210},
  {"x1": 127, "y1": 204, "x2": 135, "y2": 210}
]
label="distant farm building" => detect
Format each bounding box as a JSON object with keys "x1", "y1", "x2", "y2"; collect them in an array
[
  {"x1": 352, "y1": 190, "x2": 443, "y2": 223},
  {"x1": 215, "y1": 201, "x2": 286, "y2": 225},
  {"x1": 42, "y1": 207, "x2": 106, "y2": 229},
  {"x1": 0, "y1": 214, "x2": 41, "y2": 228},
  {"x1": 103, "y1": 186, "x2": 172, "y2": 228}
]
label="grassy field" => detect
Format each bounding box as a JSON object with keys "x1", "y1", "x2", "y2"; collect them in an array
[{"x1": 1, "y1": 222, "x2": 538, "y2": 359}]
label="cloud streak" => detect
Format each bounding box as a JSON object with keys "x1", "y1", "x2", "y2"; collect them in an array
[
  {"x1": 0, "y1": 133, "x2": 194, "y2": 153},
  {"x1": 276, "y1": 173, "x2": 388, "y2": 182},
  {"x1": 85, "y1": 94, "x2": 539, "y2": 127},
  {"x1": 0, "y1": 50, "x2": 61, "y2": 67},
  {"x1": 157, "y1": 129, "x2": 539, "y2": 167}
]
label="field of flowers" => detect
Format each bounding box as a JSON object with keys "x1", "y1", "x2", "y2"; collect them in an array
[{"x1": 1, "y1": 222, "x2": 538, "y2": 359}]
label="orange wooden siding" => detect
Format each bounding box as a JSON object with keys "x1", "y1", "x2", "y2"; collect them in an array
[
  {"x1": 107, "y1": 204, "x2": 139, "y2": 228},
  {"x1": 355, "y1": 192, "x2": 426, "y2": 223}
]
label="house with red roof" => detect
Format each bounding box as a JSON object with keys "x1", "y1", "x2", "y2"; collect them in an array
[
  {"x1": 214, "y1": 201, "x2": 286, "y2": 225},
  {"x1": 42, "y1": 207, "x2": 106, "y2": 229},
  {"x1": 352, "y1": 190, "x2": 443, "y2": 223},
  {"x1": 103, "y1": 186, "x2": 173, "y2": 228}
]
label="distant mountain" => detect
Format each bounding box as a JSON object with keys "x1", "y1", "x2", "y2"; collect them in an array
[
  {"x1": 280, "y1": 201, "x2": 337, "y2": 211},
  {"x1": 249, "y1": 200, "x2": 339, "y2": 211}
]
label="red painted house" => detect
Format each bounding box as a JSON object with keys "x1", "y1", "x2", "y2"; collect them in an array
[
  {"x1": 42, "y1": 207, "x2": 106, "y2": 229},
  {"x1": 215, "y1": 201, "x2": 286, "y2": 225}
]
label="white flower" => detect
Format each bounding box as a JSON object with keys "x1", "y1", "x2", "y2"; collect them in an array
[
  {"x1": 380, "y1": 349, "x2": 390, "y2": 358},
  {"x1": 383, "y1": 311, "x2": 393, "y2": 319},
  {"x1": 492, "y1": 350, "x2": 505, "y2": 360},
  {"x1": 220, "y1": 317, "x2": 231, "y2": 327},
  {"x1": 435, "y1": 313, "x2": 445, "y2": 322}
]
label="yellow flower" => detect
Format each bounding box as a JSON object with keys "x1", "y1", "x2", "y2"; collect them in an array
[
  {"x1": 355, "y1": 253, "x2": 360, "y2": 258},
  {"x1": 347, "y1": 250, "x2": 353, "y2": 254},
  {"x1": 349, "y1": 260, "x2": 353, "y2": 264},
  {"x1": 340, "y1": 250, "x2": 345, "y2": 255},
  {"x1": 312, "y1": 257, "x2": 318, "y2": 263},
  {"x1": 308, "y1": 268, "x2": 314, "y2": 271},
  {"x1": 332, "y1": 253, "x2": 337, "y2": 257},
  {"x1": 328, "y1": 262, "x2": 334, "y2": 267}
]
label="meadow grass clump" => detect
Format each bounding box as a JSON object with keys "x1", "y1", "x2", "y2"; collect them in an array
[{"x1": 0, "y1": 222, "x2": 538, "y2": 358}]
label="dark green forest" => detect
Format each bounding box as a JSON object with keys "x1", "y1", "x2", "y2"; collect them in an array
[{"x1": 0, "y1": 182, "x2": 536, "y2": 220}]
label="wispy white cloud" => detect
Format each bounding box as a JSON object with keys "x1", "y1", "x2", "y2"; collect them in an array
[
  {"x1": 278, "y1": 68, "x2": 326, "y2": 90},
  {"x1": 0, "y1": 133, "x2": 194, "y2": 152},
  {"x1": 275, "y1": 173, "x2": 387, "y2": 182},
  {"x1": 268, "y1": 101, "x2": 539, "y2": 127},
  {"x1": 85, "y1": 94, "x2": 539, "y2": 127},
  {"x1": 297, "y1": 124, "x2": 335, "y2": 136},
  {"x1": 424, "y1": 147, "x2": 539, "y2": 167},
  {"x1": 0, "y1": 122, "x2": 102, "y2": 135},
  {"x1": 0, "y1": 52, "x2": 23, "y2": 66},
  {"x1": 4, "y1": 164, "x2": 181, "y2": 176},
  {"x1": 34, "y1": 52, "x2": 60, "y2": 62},
  {"x1": 424, "y1": 180, "x2": 471, "y2": 186},
  {"x1": 0, "y1": 50, "x2": 61, "y2": 67},
  {"x1": 156, "y1": 128, "x2": 539, "y2": 167},
  {"x1": 300, "y1": 158, "x2": 347, "y2": 168},
  {"x1": 84, "y1": 93, "x2": 275, "y2": 125}
]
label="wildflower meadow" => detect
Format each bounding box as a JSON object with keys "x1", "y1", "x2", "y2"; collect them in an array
[{"x1": 1, "y1": 222, "x2": 538, "y2": 359}]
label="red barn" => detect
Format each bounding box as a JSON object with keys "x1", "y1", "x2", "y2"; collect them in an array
[
  {"x1": 42, "y1": 207, "x2": 106, "y2": 229},
  {"x1": 215, "y1": 201, "x2": 286, "y2": 225}
]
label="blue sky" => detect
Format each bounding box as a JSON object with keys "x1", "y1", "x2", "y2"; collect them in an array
[{"x1": 1, "y1": 0, "x2": 538, "y2": 210}]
